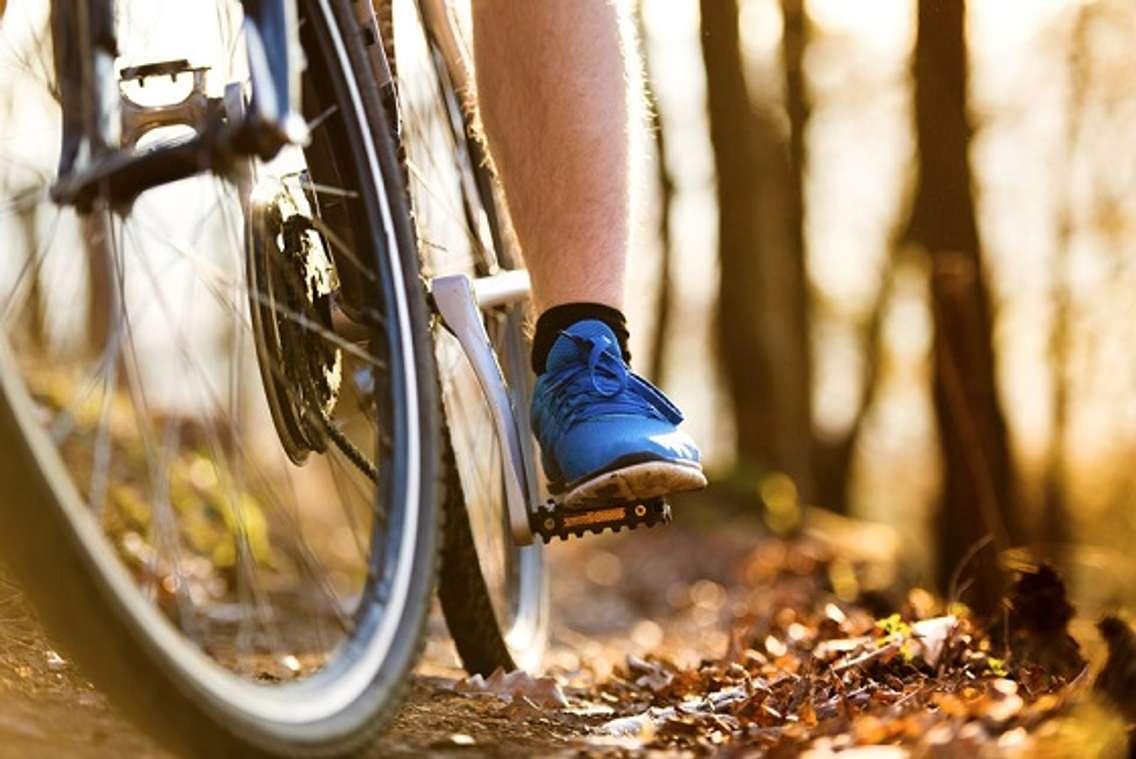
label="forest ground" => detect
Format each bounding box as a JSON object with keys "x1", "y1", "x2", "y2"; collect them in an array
[{"x1": 0, "y1": 496, "x2": 1127, "y2": 757}]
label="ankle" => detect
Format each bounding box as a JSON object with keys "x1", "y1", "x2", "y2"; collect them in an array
[{"x1": 531, "y1": 303, "x2": 631, "y2": 374}]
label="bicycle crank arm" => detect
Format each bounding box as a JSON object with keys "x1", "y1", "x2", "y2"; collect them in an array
[{"x1": 431, "y1": 273, "x2": 534, "y2": 545}]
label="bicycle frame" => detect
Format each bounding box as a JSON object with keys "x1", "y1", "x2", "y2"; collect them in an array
[{"x1": 49, "y1": 0, "x2": 306, "y2": 210}]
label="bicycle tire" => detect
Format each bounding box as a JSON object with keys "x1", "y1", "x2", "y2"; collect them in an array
[
  {"x1": 0, "y1": 1, "x2": 441, "y2": 754},
  {"x1": 380, "y1": 0, "x2": 549, "y2": 675},
  {"x1": 438, "y1": 307, "x2": 548, "y2": 675}
]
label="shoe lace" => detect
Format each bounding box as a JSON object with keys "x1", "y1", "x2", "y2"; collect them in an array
[{"x1": 545, "y1": 332, "x2": 660, "y2": 428}]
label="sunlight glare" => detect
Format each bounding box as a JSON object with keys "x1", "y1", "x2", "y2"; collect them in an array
[
  {"x1": 806, "y1": 0, "x2": 914, "y2": 53},
  {"x1": 739, "y1": 0, "x2": 783, "y2": 60}
]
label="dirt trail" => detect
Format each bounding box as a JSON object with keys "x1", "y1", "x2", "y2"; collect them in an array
[
  {"x1": 0, "y1": 573, "x2": 164, "y2": 758},
  {"x1": 0, "y1": 511, "x2": 1113, "y2": 756},
  {"x1": 0, "y1": 512, "x2": 759, "y2": 756}
]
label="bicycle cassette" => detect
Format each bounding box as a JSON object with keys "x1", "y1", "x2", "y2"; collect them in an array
[
  {"x1": 247, "y1": 173, "x2": 343, "y2": 465},
  {"x1": 529, "y1": 497, "x2": 672, "y2": 543}
]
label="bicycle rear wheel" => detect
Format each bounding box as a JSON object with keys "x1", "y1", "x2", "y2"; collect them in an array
[
  {"x1": 383, "y1": 0, "x2": 549, "y2": 674},
  {"x1": 0, "y1": 1, "x2": 439, "y2": 754}
]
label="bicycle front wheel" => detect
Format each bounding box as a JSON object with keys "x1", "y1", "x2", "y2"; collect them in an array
[
  {"x1": 0, "y1": 1, "x2": 440, "y2": 754},
  {"x1": 383, "y1": 0, "x2": 549, "y2": 674}
]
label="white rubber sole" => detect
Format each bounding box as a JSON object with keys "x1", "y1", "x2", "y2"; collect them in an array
[{"x1": 560, "y1": 460, "x2": 708, "y2": 509}]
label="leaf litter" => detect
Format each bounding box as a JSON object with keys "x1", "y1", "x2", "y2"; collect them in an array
[
  {"x1": 453, "y1": 667, "x2": 569, "y2": 709},
  {"x1": 440, "y1": 533, "x2": 1131, "y2": 755}
]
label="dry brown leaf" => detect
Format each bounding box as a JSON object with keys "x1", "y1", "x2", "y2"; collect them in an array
[
  {"x1": 910, "y1": 615, "x2": 957, "y2": 668},
  {"x1": 931, "y1": 693, "x2": 968, "y2": 718},
  {"x1": 982, "y1": 693, "x2": 1024, "y2": 724},
  {"x1": 814, "y1": 636, "x2": 872, "y2": 659},
  {"x1": 453, "y1": 667, "x2": 568, "y2": 709},
  {"x1": 851, "y1": 714, "x2": 889, "y2": 745},
  {"x1": 627, "y1": 654, "x2": 675, "y2": 693}
]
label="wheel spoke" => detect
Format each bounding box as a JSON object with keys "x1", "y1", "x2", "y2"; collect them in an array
[
  {"x1": 307, "y1": 104, "x2": 339, "y2": 132},
  {"x1": 0, "y1": 0, "x2": 426, "y2": 717},
  {"x1": 118, "y1": 198, "x2": 369, "y2": 655}
]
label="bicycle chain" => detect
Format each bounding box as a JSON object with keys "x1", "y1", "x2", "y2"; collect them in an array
[
  {"x1": 303, "y1": 373, "x2": 379, "y2": 484},
  {"x1": 317, "y1": 406, "x2": 379, "y2": 484}
]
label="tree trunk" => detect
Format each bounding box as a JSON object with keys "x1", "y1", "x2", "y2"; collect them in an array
[
  {"x1": 814, "y1": 258, "x2": 895, "y2": 516},
  {"x1": 15, "y1": 202, "x2": 46, "y2": 350},
  {"x1": 638, "y1": 5, "x2": 673, "y2": 387},
  {"x1": 701, "y1": 0, "x2": 814, "y2": 504},
  {"x1": 778, "y1": 0, "x2": 816, "y2": 505},
  {"x1": 1042, "y1": 7, "x2": 1090, "y2": 566},
  {"x1": 647, "y1": 109, "x2": 674, "y2": 387},
  {"x1": 781, "y1": 0, "x2": 874, "y2": 517},
  {"x1": 907, "y1": 0, "x2": 1019, "y2": 613}
]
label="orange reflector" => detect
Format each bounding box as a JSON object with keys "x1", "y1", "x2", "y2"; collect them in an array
[{"x1": 562, "y1": 507, "x2": 627, "y2": 529}]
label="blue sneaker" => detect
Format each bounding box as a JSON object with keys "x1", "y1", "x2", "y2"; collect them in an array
[{"x1": 531, "y1": 320, "x2": 707, "y2": 508}]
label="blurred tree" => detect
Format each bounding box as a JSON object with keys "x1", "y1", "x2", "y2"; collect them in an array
[
  {"x1": 1042, "y1": 7, "x2": 1090, "y2": 563},
  {"x1": 814, "y1": 262, "x2": 895, "y2": 517},
  {"x1": 17, "y1": 203, "x2": 45, "y2": 349},
  {"x1": 907, "y1": 0, "x2": 1020, "y2": 612},
  {"x1": 701, "y1": 0, "x2": 815, "y2": 506},
  {"x1": 42, "y1": 5, "x2": 116, "y2": 357},
  {"x1": 779, "y1": 0, "x2": 826, "y2": 512},
  {"x1": 637, "y1": 3, "x2": 673, "y2": 387},
  {"x1": 783, "y1": 0, "x2": 880, "y2": 517},
  {"x1": 646, "y1": 95, "x2": 674, "y2": 387},
  {"x1": 0, "y1": 32, "x2": 46, "y2": 349}
]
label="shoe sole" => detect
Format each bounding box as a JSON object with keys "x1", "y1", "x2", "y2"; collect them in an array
[{"x1": 561, "y1": 461, "x2": 708, "y2": 509}]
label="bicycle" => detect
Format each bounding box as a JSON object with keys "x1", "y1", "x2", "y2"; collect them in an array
[{"x1": 0, "y1": 1, "x2": 671, "y2": 754}]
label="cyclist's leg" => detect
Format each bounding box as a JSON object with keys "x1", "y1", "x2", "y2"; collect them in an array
[
  {"x1": 471, "y1": 0, "x2": 705, "y2": 506},
  {"x1": 471, "y1": 0, "x2": 628, "y2": 317}
]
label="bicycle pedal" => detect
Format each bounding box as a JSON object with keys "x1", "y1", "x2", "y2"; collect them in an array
[{"x1": 530, "y1": 497, "x2": 672, "y2": 543}]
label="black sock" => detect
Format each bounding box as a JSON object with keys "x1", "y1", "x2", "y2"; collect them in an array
[{"x1": 531, "y1": 303, "x2": 631, "y2": 374}]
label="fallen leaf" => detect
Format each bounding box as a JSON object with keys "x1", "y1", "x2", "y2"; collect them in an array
[
  {"x1": 600, "y1": 709, "x2": 666, "y2": 739},
  {"x1": 627, "y1": 655, "x2": 675, "y2": 693},
  {"x1": 428, "y1": 733, "x2": 476, "y2": 750},
  {"x1": 453, "y1": 668, "x2": 568, "y2": 709},
  {"x1": 44, "y1": 650, "x2": 66, "y2": 672},
  {"x1": 814, "y1": 636, "x2": 871, "y2": 659},
  {"x1": 833, "y1": 642, "x2": 901, "y2": 673},
  {"x1": 851, "y1": 714, "x2": 889, "y2": 745},
  {"x1": 563, "y1": 701, "x2": 615, "y2": 717},
  {"x1": 910, "y1": 615, "x2": 957, "y2": 668},
  {"x1": 765, "y1": 635, "x2": 788, "y2": 658},
  {"x1": 983, "y1": 693, "x2": 1024, "y2": 724}
]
